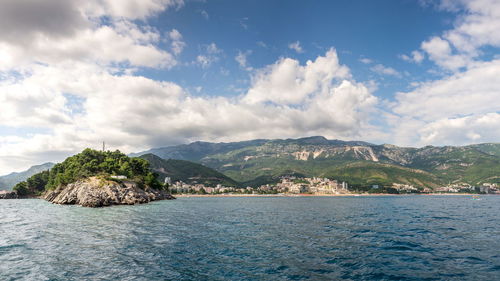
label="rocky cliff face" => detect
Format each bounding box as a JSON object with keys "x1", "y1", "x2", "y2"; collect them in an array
[{"x1": 43, "y1": 177, "x2": 175, "y2": 207}]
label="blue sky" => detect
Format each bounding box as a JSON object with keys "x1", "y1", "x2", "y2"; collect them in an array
[
  {"x1": 141, "y1": 0, "x2": 453, "y2": 98},
  {"x1": 0, "y1": 0, "x2": 499, "y2": 174}
]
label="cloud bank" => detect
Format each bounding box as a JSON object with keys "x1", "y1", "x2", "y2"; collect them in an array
[
  {"x1": 1, "y1": 0, "x2": 500, "y2": 175},
  {"x1": 390, "y1": 0, "x2": 500, "y2": 146},
  {"x1": 0, "y1": 0, "x2": 380, "y2": 174},
  {"x1": 0, "y1": 47, "x2": 379, "y2": 174}
]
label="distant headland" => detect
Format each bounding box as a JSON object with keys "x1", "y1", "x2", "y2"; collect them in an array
[{"x1": 2, "y1": 149, "x2": 174, "y2": 207}]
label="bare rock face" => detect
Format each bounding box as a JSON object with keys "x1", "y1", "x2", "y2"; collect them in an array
[{"x1": 43, "y1": 177, "x2": 175, "y2": 207}]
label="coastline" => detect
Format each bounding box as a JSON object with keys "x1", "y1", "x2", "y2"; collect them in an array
[{"x1": 174, "y1": 193, "x2": 491, "y2": 198}]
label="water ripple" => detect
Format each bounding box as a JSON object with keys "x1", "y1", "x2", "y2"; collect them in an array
[{"x1": 1, "y1": 196, "x2": 500, "y2": 280}]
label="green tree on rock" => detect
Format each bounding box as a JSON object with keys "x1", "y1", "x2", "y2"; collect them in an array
[{"x1": 15, "y1": 148, "x2": 163, "y2": 196}]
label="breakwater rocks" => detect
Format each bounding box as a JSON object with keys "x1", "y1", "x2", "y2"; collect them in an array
[
  {"x1": 43, "y1": 177, "x2": 175, "y2": 207},
  {"x1": 0, "y1": 190, "x2": 18, "y2": 199}
]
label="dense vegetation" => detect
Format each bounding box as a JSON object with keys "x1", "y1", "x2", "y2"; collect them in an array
[
  {"x1": 13, "y1": 149, "x2": 162, "y2": 196},
  {"x1": 139, "y1": 154, "x2": 239, "y2": 187},
  {"x1": 323, "y1": 162, "x2": 442, "y2": 190},
  {"x1": 13, "y1": 170, "x2": 50, "y2": 196},
  {"x1": 133, "y1": 137, "x2": 500, "y2": 189}
]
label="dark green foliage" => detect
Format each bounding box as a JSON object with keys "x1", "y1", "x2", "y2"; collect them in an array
[
  {"x1": 15, "y1": 148, "x2": 162, "y2": 196},
  {"x1": 13, "y1": 181, "x2": 28, "y2": 196},
  {"x1": 324, "y1": 162, "x2": 441, "y2": 189},
  {"x1": 240, "y1": 175, "x2": 280, "y2": 187},
  {"x1": 293, "y1": 179, "x2": 309, "y2": 184},
  {"x1": 144, "y1": 172, "x2": 163, "y2": 190},
  {"x1": 139, "y1": 154, "x2": 238, "y2": 187},
  {"x1": 45, "y1": 148, "x2": 154, "y2": 189},
  {"x1": 13, "y1": 170, "x2": 49, "y2": 196}
]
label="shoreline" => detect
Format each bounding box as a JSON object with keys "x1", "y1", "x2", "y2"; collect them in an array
[
  {"x1": 3, "y1": 193, "x2": 494, "y2": 200},
  {"x1": 175, "y1": 193, "x2": 493, "y2": 198}
]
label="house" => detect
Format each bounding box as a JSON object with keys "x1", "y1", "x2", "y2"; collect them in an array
[{"x1": 164, "y1": 177, "x2": 171, "y2": 185}]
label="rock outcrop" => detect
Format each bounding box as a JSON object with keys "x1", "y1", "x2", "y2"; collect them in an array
[
  {"x1": 43, "y1": 177, "x2": 175, "y2": 207},
  {"x1": 0, "y1": 190, "x2": 18, "y2": 199}
]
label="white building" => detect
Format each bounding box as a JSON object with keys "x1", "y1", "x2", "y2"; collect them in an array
[{"x1": 164, "y1": 177, "x2": 171, "y2": 185}]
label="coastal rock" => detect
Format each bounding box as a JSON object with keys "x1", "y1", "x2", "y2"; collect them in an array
[
  {"x1": 0, "y1": 190, "x2": 18, "y2": 199},
  {"x1": 43, "y1": 177, "x2": 175, "y2": 207}
]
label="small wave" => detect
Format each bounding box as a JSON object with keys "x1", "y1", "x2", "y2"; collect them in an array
[{"x1": 0, "y1": 243, "x2": 25, "y2": 251}]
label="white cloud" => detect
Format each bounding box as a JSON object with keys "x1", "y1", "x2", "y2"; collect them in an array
[
  {"x1": 421, "y1": 36, "x2": 470, "y2": 71},
  {"x1": 235, "y1": 50, "x2": 253, "y2": 71},
  {"x1": 359, "y1": 58, "x2": 373, "y2": 64},
  {"x1": 412, "y1": 51, "x2": 424, "y2": 63},
  {"x1": 244, "y1": 48, "x2": 352, "y2": 105},
  {"x1": 417, "y1": 113, "x2": 500, "y2": 145},
  {"x1": 288, "y1": 41, "x2": 304, "y2": 53},
  {"x1": 257, "y1": 41, "x2": 267, "y2": 48},
  {"x1": 168, "y1": 29, "x2": 185, "y2": 55},
  {"x1": 196, "y1": 55, "x2": 211, "y2": 68},
  {"x1": 85, "y1": 0, "x2": 184, "y2": 20},
  {"x1": 390, "y1": 59, "x2": 500, "y2": 145},
  {"x1": 370, "y1": 64, "x2": 401, "y2": 77},
  {"x1": 0, "y1": 0, "x2": 184, "y2": 174},
  {"x1": 0, "y1": 0, "x2": 179, "y2": 71},
  {"x1": 200, "y1": 10, "x2": 209, "y2": 20},
  {"x1": 195, "y1": 43, "x2": 222, "y2": 68},
  {"x1": 399, "y1": 50, "x2": 424, "y2": 64},
  {"x1": 0, "y1": 49, "x2": 380, "y2": 174},
  {"x1": 393, "y1": 59, "x2": 500, "y2": 122},
  {"x1": 419, "y1": 0, "x2": 500, "y2": 70},
  {"x1": 206, "y1": 43, "x2": 221, "y2": 54},
  {"x1": 387, "y1": 0, "x2": 500, "y2": 146}
]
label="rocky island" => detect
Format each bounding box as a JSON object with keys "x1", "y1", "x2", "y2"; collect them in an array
[
  {"x1": 11, "y1": 149, "x2": 175, "y2": 207},
  {"x1": 43, "y1": 177, "x2": 174, "y2": 207}
]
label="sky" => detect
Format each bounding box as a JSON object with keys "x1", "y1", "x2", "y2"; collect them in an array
[{"x1": 1, "y1": 0, "x2": 500, "y2": 175}]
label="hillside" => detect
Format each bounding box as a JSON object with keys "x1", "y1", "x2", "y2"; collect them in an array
[
  {"x1": 130, "y1": 139, "x2": 269, "y2": 161},
  {"x1": 130, "y1": 137, "x2": 372, "y2": 161},
  {"x1": 0, "y1": 162, "x2": 54, "y2": 191},
  {"x1": 323, "y1": 162, "x2": 442, "y2": 190},
  {"x1": 139, "y1": 154, "x2": 238, "y2": 187},
  {"x1": 134, "y1": 136, "x2": 500, "y2": 189},
  {"x1": 469, "y1": 143, "x2": 500, "y2": 157}
]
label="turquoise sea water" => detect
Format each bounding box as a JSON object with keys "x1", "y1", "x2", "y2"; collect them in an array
[{"x1": 1, "y1": 196, "x2": 499, "y2": 280}]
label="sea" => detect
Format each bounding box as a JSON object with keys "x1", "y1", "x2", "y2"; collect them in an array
[{"x1": 1, "y1": 196, "x2": 499, "y2": 280}]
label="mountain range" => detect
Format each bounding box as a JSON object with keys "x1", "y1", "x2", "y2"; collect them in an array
[
  {"x1": 0, "y1": 162, "x2": 54, "y2": 191},
  {"x1": 2, "y1": 136, "x2": 500, "y2": 190},
  {"x1": 133, "y1": 136, "x2": 500, "y2": 189},
  {"x1": 138, "y1": 154, "x2": 239, "y2": 187}
]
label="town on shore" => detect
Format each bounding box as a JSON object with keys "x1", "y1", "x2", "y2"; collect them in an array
[
  {"x1": 166, "y1": 176, "x2": 500, "y2": 196},
  {"x1": 2, "y1": 175, "x2": 499, "y2": 200}
]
